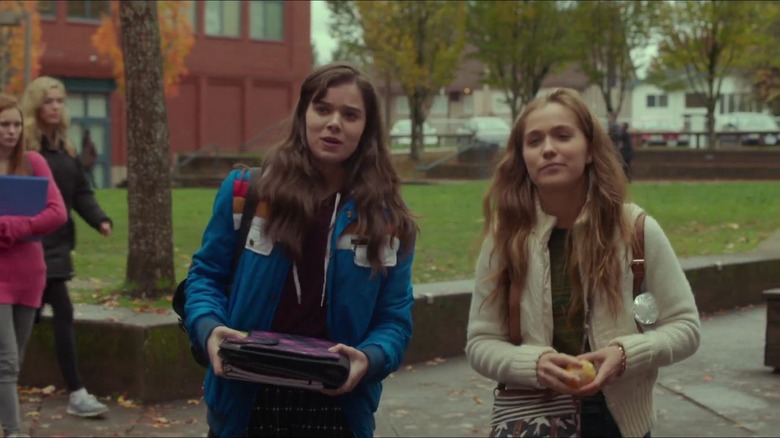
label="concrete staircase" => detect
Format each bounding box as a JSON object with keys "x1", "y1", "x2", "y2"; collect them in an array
[{"x1": 421, "y1": 146, "x2": 501, "y2": 180}]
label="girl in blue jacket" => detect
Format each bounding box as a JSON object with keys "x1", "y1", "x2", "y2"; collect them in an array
[{"x1": 185, "y1": 62, "x2": 418, "y2": 437}]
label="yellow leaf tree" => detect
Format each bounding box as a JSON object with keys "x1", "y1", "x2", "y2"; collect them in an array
[
  {"x1": 91, "y1": 0, "x2": 194, "y2": 98},
  {"x1": 357, "y1": 1, "x2": 466, "y2": 162},
  {"x1": 0, "y1": 0, "x2": 45, "y2": 95}
]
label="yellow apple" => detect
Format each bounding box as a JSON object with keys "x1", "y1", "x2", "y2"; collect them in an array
[{"x1": 565, "y1": 360, "x2": 597, "y2": 388}]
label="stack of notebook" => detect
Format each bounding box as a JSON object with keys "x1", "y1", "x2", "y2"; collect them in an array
[{"x1": 219, "y1": 331, "x2": 351, "y2": 390}]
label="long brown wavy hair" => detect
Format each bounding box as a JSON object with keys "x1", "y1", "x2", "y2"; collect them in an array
[
  {"x1": 482, "y1": 88, "x2": 631, "y2": 322},
  {"x1": 0, "y1": 94, "x2": 29, "y2": 176},
  {"x1": 21, "y1": 76, "x2": 76, "y2": 157},
  {"x1": 258, "y1": 62, "x2": 418, "y2": 271}
]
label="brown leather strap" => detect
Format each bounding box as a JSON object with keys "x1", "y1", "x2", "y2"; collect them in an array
[
  {"x1": 508, "y1": 283, "x2": 522, "y2": 345},
  {"x1": 631, "y1": 213, "x2": 647, "y2": 298}
]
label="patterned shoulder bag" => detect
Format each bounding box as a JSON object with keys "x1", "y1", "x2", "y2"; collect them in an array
[{"x1": 489, "y1": 213, "x2": 647, "y2": 438}]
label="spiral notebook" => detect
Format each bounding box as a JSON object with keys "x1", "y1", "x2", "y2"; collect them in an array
[{"x1": 0, "y1": 175, "x2": 49, "y2": 216}]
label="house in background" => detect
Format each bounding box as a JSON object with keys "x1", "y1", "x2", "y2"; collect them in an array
[
  {"x1": 376, "y1": 54, "x2": 631, "y2": 135},
  {"x1": 36, "y1": 0, "x2": 311, "y2": 188},
  {"x1": 629, "y1": 74, "x2": 765, "y2": 133}
]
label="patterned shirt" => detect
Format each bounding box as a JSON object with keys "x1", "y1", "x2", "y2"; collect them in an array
[{"x1": 548, "y1": 228, "x2": 585, "y2": 356}]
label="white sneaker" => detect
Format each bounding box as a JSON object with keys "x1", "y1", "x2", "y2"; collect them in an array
[{"x1": 67, "y1": 391, "x2": 109, "y2": 417}]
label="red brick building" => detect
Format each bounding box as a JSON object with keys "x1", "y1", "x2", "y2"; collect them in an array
[{"x1": 36, "y1": 0, "x2": 311, "y2": 187}]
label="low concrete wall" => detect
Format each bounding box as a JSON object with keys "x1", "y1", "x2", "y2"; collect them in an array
[
  {"x1": 19, "y1": 252, "x2": 780, "y2": 402},
  {"x1": 632, "y1": 148, "x2": 780, "y2": 180},
  {"x1": 20, "y1": 308, "x2": 206, "y2": 403}
]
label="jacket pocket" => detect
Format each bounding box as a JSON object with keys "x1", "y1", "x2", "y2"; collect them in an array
[
  {"x1": 337, "y1": 234, "x2": 399, "y2": 268},
  {"x1": 245, "y1": 217, "x2": 273, "y2": 255}
]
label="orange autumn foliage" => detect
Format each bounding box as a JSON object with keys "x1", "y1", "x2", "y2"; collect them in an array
[
  {"x1": 91, "y1": 1, "x2": 194, "y2": 98},
  {"x1": 0, "y1": 0, "x2": 45, "y2": 95}
]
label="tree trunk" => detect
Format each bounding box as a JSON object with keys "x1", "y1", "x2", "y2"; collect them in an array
[
  {"x1": 706, "y1": 102, "x2": 717, "y2": 150},
  {"x1": 409, "y1": 89, "x2": 426, "y2": 162},
  {"x1": 120, "y1": 0, "x2": 175, "y2": 299}
]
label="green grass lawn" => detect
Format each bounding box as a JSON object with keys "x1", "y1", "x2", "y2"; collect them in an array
[{"x1": 70, "y1": 181, "x2": 780, "y2": 306}]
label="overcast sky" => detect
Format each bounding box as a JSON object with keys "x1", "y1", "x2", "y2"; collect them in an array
[
  {"x1": 311, "y1": 1, "x2": 336, "y2": 64},
  {"x1": 309, "y1": 1, "x2": 655, "y2": 78}
]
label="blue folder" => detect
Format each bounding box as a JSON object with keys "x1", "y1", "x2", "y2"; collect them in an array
[{"x1": 0, "y1": 175, "x2": 50, "y2": 216}]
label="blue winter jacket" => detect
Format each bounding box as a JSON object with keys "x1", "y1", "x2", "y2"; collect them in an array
[{"x1": 184, "y1": 170, "x2": 415, "y2": 437}]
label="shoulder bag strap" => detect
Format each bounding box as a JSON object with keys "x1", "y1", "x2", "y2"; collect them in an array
[
  {"x1": 508, "y1": 283, "x2": 522, "y2": 346},
  {"x1": 631, "y1": 213, "x2": 647, "y2": 298}
]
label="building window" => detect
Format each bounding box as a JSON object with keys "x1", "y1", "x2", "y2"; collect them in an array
[
  {"x1": 37, "y1": 0, "x2": 56, "y2": 17},
  {"x1": 646, "y1": 94, "x2": 668, "y2": 108},
  {"x1": 205, "y1": 0, "x2": 240, "y2": 37},
  {"x1": 250, "y1": 0, "x2": 284, "y2": 41},
  {"x1": 67, "y1": 0, "x2": 109, "y2": 21},
  {"x1": 430, "y1": 95, "x2": 448, "y2": 116},
  {"x1": 685, "y1": 92, "x2": 707, "y2": 109},
  {"x1": 463, "y1": 94, "x2": 474, "y2": 115}
]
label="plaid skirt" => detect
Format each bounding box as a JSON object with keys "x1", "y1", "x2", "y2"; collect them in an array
[{"x1": 244, "y1": 383, "x2": 353, "y2": 437}]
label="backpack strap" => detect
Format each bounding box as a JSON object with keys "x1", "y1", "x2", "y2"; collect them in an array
[
  {"x1": 631, "y1": 213, "x2": 647, "y2": 298},
  {"x1": 227, "y1": 167, "x2": 262, "y2": 293}
]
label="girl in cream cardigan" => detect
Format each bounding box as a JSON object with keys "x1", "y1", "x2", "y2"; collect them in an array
[{"x1": 466, "y1": 88, "x2": 700, "y2": 437}]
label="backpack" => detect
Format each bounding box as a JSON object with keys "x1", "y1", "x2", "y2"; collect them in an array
[{"x1": 172, "y1": 167, "x2": 261, "y2": 368}]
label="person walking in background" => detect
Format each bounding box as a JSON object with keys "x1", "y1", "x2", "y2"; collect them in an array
[
  {"x1": 79, "y1": 129, "x2": 97, "y2": 189},
  {"x1": 184, "y1": 62, "x2": 419, "y2": 437},
  {"x1": 466, "y1": 88, "x2": 700, "y2": 437},
  {"x1": 0, "y1": 94, "x2": 67, "y2": 437},
  {"x1": 21, "y1": 77, "x2": 112, "y2": 418},
  {"x1": 620, "y1": 122, "x2": 634, "y2": 182}
]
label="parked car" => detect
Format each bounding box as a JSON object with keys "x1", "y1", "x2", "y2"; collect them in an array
[
  {"x1": 716, "y1": 112, "x2": 779, "y2": 146},
  {"x1": 632, "y1": 119, "x2": 689, "y2": 147},
  {"x1": 389, "y1": 119, "x2": 438, "y2": 146},
  {"x1": 456, "y1": 116, "x2": 511, "y2": 148}
]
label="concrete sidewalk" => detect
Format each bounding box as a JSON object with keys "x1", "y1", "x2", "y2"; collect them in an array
[{"x1": 16, "y1": 305, "x2": 779, "y2": 437}]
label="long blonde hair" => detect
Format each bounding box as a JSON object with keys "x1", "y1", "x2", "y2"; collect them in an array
[
  {"x1": 482, "y1": 88, "x2": 631, "y2": 322},
  {"x1": 21, "y1": 76, "x2": 75, "y2": 156}
]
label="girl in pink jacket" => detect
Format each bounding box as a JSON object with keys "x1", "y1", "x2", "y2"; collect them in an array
[{"x1": 0, "y1": 93, "x2": 66, "y2": 437}]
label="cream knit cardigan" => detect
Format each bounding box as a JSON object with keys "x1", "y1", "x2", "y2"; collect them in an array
[{"x1": 466, "y1": 203, "x2": 701, "y2": 437}]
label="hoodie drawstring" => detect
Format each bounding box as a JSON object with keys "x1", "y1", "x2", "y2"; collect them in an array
[{"x1": 292, "y1": 192, "x2": 342, "y2": 306}]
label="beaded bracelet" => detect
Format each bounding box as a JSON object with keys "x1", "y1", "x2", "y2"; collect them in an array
[{"x1": 610, "y1": 342, "x2": 627, "y2": 377}]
